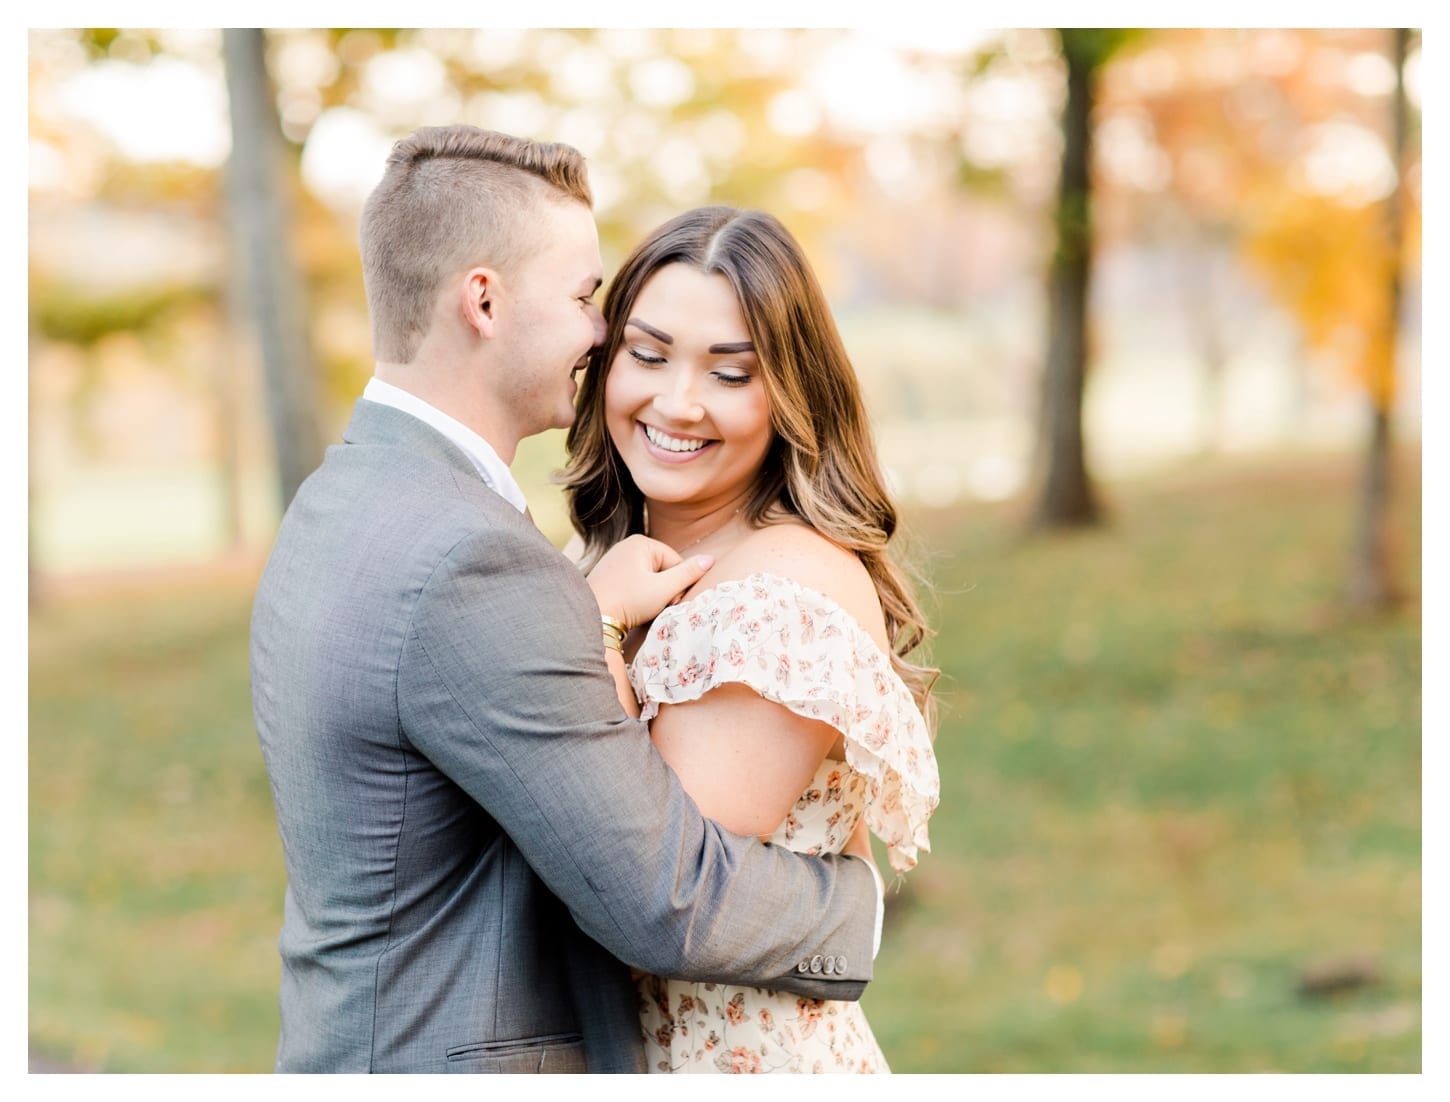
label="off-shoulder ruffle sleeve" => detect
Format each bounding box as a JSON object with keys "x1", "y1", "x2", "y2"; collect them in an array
[{"x1": 628, "y1": 572, "x2": 939, "y2": 874}]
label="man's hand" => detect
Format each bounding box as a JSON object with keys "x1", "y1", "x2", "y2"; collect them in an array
[{"x1": 586, "y1": 535, "x2": 713, "y2": 629}]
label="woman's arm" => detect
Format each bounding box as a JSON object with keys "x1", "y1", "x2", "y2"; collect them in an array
[
  {"x1": 603, "y1": 646, "x2": 640, "y2": 718},
  {"x1": 646, "y1": 525, "x2": 889, "y2": 839},
  {"x1": 650, "y1": 684, "x2": 842, "y2": 837}
]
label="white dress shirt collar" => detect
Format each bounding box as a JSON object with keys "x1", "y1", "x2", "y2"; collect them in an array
[{"x1": 361, "y1": 377, "x2": 529, "y2": 515}]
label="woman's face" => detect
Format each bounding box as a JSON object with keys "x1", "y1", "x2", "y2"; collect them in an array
[{"x1": 604, "y1": 264, "x2": 773, "y2": 511}]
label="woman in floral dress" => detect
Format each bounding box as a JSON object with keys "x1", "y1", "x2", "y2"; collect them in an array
[{"x1": 564, "y1": 206, "x2": 939, "y2": 1074}]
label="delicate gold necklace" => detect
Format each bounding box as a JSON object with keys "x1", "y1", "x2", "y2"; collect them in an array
[{"x1": 645, "y1": 504, "x2": 744, "y2": 553}]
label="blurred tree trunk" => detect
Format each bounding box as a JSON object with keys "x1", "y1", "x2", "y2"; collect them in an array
[
  {"x1": 28, "y1": 317, "x2": 41, "y2": 608},
  {"x1": 1346, "y1": 28, "x2": 1410, "y2": 611},
  {"x1": 221, "y1": 28, "x2": 323, "y2": 513},
  {"x1": 214, "y1": 301, "x2": 248, "y2": 553},
  {"x1": 1032, "y1": 30, "x2": 1108, "y2": 529}
]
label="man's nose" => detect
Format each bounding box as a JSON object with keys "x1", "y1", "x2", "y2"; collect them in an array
[{"x1": 589, "y1": 305, "x2": 606, "y2": 347}]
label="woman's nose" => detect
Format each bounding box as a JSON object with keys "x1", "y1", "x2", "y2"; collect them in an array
[{"x1": 652, "y1": 375, "x2": 704, "y2": 422}]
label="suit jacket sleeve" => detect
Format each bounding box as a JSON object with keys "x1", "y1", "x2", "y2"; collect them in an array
[{"x1": 397, "y1": 522, "x2": 875, "y2": 999}]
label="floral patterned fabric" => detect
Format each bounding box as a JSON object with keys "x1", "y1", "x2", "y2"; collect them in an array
[
  {"x1": 630, "y1": 572, "x2": 939, "y2": 875},
  {"x1": 627, "y1": 572, "x2": 940, "y2": 1074}
]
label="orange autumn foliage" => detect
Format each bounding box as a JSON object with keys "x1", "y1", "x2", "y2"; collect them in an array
[
  {"x1": 1244, "y1": 190, "x2": 1399, "y2": 411},
  {"x1": 1097, "y1": 29, "x2": 1417, "y2": 414}
]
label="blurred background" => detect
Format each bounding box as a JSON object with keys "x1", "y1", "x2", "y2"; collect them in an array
[{"x1": 28, "y1": 26, "x2": 1421, "y2": 1072}]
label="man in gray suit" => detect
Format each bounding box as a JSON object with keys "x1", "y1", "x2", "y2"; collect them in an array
[{"x1": 250, "y1": 125, "x2": 881, "y2": 1073}]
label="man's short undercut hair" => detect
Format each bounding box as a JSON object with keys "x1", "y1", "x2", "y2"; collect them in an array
[{"x1": 359, "y1": 125, "x2": 593, "y2": 364}]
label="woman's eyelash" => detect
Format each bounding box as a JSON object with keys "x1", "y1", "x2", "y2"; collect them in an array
[{"x1": 625, "y1": 345, "x2": 750, "y2": 385}]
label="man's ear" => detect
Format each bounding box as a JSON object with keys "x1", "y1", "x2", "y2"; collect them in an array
[{"x1": 461, "y1": 267, "x2": 499, "y2": 339}]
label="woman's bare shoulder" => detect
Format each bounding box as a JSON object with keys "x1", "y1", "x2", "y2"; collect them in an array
[{"x1": 708, "y1": 522, "x2": 886, "y2": 646}]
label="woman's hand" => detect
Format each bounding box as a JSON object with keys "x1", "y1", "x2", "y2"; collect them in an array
[{"x1": 587, "y1": 535, "x2": 713, "y2": 629}]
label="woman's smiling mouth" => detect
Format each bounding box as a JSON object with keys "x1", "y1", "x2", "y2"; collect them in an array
[{"x1": 641, "y1": 422, "x2": 716, "y2": 459}]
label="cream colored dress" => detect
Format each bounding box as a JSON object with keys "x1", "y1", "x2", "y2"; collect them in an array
[{"x1": 628, "y1": 572, "x2": 940, "y2": 1074}]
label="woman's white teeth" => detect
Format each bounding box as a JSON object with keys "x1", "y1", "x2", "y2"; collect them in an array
[{"x1": 644, "y1": 425, "x2": 707, "y2": 452}]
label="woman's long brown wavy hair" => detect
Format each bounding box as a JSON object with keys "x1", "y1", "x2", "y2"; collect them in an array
[{"x1": 564, "y1": 206, "x2": 937, "y2": 731}]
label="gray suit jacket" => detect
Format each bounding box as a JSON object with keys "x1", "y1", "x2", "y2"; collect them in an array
[{"x1": 250, "y1": 400, "x2": 877, "y2": 1073}]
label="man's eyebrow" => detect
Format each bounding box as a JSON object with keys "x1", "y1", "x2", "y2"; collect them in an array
[
  {"x1": 708, "y1": 341, "x2": 755, "y2": 354},
  {"x1": 626, "y1": 318, "x2": 673, "y2": 345}
]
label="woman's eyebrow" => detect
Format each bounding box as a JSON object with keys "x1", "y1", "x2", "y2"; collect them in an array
[
  {"x1": 626, "y1": 318, "x2": 672, "y2": 344},
  {"x1": 625, "y1": 319, "x2": 753, "y2": 354}
]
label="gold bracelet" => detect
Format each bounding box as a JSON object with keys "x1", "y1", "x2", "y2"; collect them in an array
[{"x1": 601, "y1": 614, "x2": 628, "y2": 654}]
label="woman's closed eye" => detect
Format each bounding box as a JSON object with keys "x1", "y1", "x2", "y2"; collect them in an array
[
  {"x1": 713, "y1": 371, "x2": 752, "y2": 387},
  {"x1": 628, "y1": 347, "x2": 667, "y2": 366}
]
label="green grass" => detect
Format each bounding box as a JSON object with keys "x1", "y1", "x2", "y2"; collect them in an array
[
  {"x1": 863, "y1": 449, "x2": 1421, "y2": 1072},
  {"x1": 29, "y1": 448, "x2": 1421, "y2": 1071},
  {"x1": 29, "y1": 581, "x2": 283, "y2": 1072}
]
